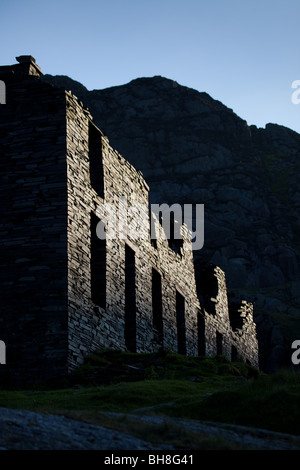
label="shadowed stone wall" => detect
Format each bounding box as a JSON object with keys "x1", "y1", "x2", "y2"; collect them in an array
[
  {"x1": 0, "y1": 57, "x2": 259, "y2": 384},
  {"x1": 0, "y1": 60, "x2": 68, "y2": 384}
]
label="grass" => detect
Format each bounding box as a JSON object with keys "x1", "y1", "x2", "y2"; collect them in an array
[
  {"x1": 70, "y1": 348, "x2": 259, "y2": 384},
  {"x1": 0, "y1": 352, "x2": 247, "y2": 414},
  {"x1": 0, "y1": 350, "x2": 299, "y2": 443},
  {"x1": 157, "y1": 368, "x2": 300, "y2": 435}
]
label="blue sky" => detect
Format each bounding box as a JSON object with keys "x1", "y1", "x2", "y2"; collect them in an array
[{"x1": 2, "y1": 0, "x2": 300, "y2": 133}]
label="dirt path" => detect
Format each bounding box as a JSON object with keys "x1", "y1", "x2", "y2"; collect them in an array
[
  {"x1": 110, "y1": 412, "x2": 300, "y2": 450},
  {"x1": 0, "y1": 406, "x2": 299, "y2": 450},
  {"x1": 0, "y1": 407, "x2": 163, "y2": 450}
]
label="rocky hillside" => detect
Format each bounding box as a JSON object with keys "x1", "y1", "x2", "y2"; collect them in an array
[{"x1": 42, "y1": 73, "x2": 300, "y2": 371}]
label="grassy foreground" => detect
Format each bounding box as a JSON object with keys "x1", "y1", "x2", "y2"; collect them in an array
[{"x1": 0, "y1": 350, "x2": 299, "y2": 444}]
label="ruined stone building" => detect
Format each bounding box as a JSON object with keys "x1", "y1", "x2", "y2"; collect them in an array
[{"x1": 0, "y1": 57, "x2": 259, "y2": 384}]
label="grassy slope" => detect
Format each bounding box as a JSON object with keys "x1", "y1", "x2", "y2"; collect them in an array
[{"x1": 0, "y1": 350, "x2": 299, "y2": 442}]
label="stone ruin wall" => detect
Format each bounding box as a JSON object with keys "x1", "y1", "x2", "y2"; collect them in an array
[
  {"x1": 66, "y1": 92, "x2": 201, "y2": 368},
  {"x1": 0, "y1": 57, "x2": 259, "y2": 384},
  {"x1": 65, "y1": 90, "x2": 259, "y2": 370},
  {"x1": 0, "y1": 69, "x2": 69, "y2": 383},
  {"x1": 202, "y1": 266, "x2": 258, "y2": 365}
]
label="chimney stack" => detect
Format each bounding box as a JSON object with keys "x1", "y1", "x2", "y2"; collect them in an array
[{"x1": 15, "y1": 55, "x2": 42, "y2": 76}]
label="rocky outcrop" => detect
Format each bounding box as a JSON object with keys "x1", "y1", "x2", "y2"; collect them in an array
[{"x1": 42, "y1": 74, "x2": 300, "y2": 370}]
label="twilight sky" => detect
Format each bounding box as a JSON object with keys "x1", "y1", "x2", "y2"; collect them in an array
[{"x1": 1, "y1": 0, "x2": 300, "y2": 133}]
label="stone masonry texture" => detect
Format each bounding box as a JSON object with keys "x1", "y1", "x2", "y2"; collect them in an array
[{"x1": 0, "y1": 57, "x2": 259, "y2": 385}]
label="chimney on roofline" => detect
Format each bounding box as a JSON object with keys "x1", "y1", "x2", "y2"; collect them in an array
[{"x1": 15, "y1": 55, "x2": 43, "y2": 76}]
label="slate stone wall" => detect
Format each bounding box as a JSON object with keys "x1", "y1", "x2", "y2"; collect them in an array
[
  {"x1": 66, "y1": 92, "x2": 202, "y2": 369},
  {"x1": 65, "y1": 90, "x2": 259, "y2": 370},
  {"x1": 0, "y1": 67, "x2": 69, "y2": 384},
  {"x1": 202, "y1": 265, "x2": 259, "y2": 364},
  {"x1": 0, "y1": 57, "x2": 259, "y2": 384}
]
